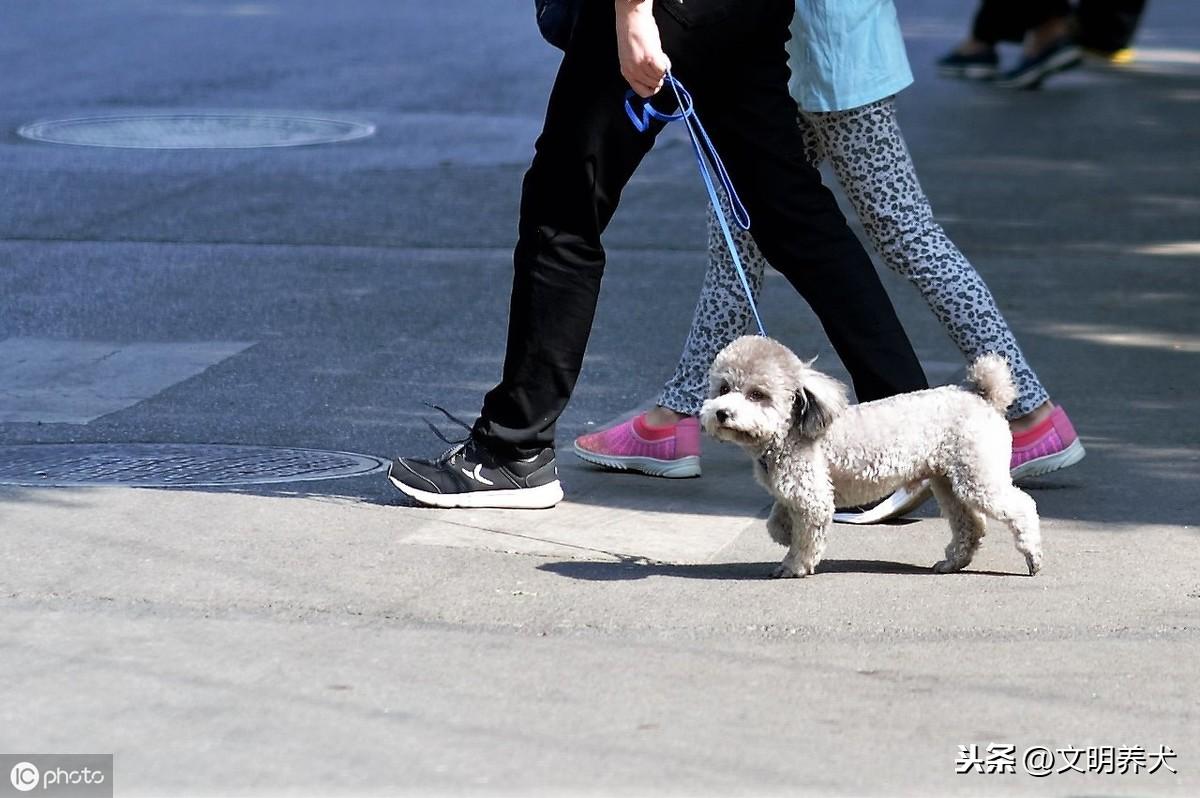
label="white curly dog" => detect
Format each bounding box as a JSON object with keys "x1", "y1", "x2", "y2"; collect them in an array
[{"x1": 700, "y1": 335, "x2": 1042, "y2": 579}]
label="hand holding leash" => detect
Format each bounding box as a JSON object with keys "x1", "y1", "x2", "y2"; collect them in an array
[{"x1": 616, "y1": 0, "x2": 670, "y2": 97}]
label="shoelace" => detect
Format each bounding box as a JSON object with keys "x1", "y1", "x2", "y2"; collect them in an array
[{"x1": 423, "y1": 403, "x2": 475, "y2": 463}]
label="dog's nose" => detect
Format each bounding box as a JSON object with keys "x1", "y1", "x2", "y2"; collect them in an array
[{"x1": 715, "y1": 409, "x2": 729, "y2": 424}]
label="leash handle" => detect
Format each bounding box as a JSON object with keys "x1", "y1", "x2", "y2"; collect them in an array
[{"x1": 624, "y1": 73, "x2": 765, "y2": 337}]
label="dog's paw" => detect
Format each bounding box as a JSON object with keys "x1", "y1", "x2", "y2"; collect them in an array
[
  {"x1": 1025, "y1": 551, "x2": 1042, "y2": 576},
  {"x1": 932, "y1": 558, "x2": 967, "y2": 574},
  {"x1": 771, "y1": 563, "x2": 803, "y2": 579}
]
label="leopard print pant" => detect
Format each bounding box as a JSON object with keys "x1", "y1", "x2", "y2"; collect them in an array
[{"x1": 657, "y1": 96, "x2": 1048, "y2": 420}]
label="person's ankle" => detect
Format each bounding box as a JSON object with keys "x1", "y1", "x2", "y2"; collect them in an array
[
  {"x1": 956, "y1": 38, "x2": 995, "y2": 56},
  {"x1": 644, "y1": 406, "x2": 691, "y2": 428},
  {"x1": 1009, "y1": 400, "x2": 1055, "y2": 435},
  {"x1": 1025, "y1": 17, "x2": 1072, "y2": 55}
]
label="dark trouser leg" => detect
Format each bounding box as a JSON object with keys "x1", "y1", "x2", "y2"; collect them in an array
[
  {"x1": 667, "y1": 3, "x2": 927, "y2": 401},
  {"x1": 478, "y1": 0, "x2": 927, "y2": 456},
  {"x1": 474, "y1": 2, "x2": 660, "y2": 458},
  {"x1": 1077, "y1": 0, "x2": 1147, "y2": 51},
  {"x1": 972, "y1": 0, "x2": 1072, "y2": 44}
]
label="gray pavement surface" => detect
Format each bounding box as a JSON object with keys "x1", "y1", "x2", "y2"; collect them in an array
[{"x1": 1, "y1": 1, "x2": 1199, "y2": 795}]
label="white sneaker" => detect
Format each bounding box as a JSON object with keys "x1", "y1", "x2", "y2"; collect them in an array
[{"x1": 833, "y1": 481, "x2": 932, "y2": 525}]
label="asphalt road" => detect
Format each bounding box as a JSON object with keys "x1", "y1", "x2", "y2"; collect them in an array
[{"x1": 1, "y1": 1, "x2": 1198, "y2": 795}]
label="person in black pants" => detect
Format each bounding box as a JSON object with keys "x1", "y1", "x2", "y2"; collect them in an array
[
  {"x1": 939, "y1": 0, "x2": 1148, "y2": 88},
  {"x1": 389, "y1": 0, "x2": 928, "y2": 509}
]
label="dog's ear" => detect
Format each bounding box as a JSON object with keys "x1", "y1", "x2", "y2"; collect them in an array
[{"x1": 792, "y1": 361, "x2": 848, "y2": 438}]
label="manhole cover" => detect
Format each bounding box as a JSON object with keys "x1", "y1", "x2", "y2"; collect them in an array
[
  {"x1": 0, "y1": 444, "x2": 387, "y2": 487},
  {"x1": 17, "y1": 113, "x2": 375, "y2": 149}
]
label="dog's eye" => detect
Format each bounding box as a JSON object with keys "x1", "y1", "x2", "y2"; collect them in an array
[
  {"x1": 748, "y1": 389, "x2": 769, "y2": 403},
  {"x1": 718, "y1": 384, "x2": 731, "y2": 396}
]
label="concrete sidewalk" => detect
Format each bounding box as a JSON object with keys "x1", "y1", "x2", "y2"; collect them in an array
[{"x1": 1, "y1": 0, "x2": 1198, "y2": 795}]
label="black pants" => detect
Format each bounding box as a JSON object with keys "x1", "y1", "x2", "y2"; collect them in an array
[
  {"x1": 475, "y1": 0, "x2": 927, "y2": 458},
  {"x1": 972, "y1": 0, "x2": 1071, "y2": 44},
  {"x1": 972, "y1": 0, "x2": 1146, "y2": 50},
  {"x1": 1077, "y1": 0, "x2": 1147, "y2": 52}
]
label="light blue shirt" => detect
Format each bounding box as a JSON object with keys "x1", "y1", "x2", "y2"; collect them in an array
[{"x1": 788, "y1": 0, "x2": 913, "y2": 113}]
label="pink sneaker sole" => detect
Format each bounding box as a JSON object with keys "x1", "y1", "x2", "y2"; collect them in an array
[
  {"x1": 573, "y1": 447, "x2": 701, "y2": 478},
  {"x1": 1011, "y1": 437, "x2": 1086, "y2": 480}
]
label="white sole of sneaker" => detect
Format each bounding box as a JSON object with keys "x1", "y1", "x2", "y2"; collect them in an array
[
  {"x1": 997, "y1": 47, "x2": 1083, "y2": 88},
  {"x1": 938, "y1": 65, "x2": 998, "y2": 80},
  {"x1": 572, "y1": 444, "x2": 701, "y2": 478},
  {"x1": 1011, "y1": 439, "x2": 1086, "y2": 481},
  {"x1": 389, "y1": 474, "x2": 563, "y2": 509},
  {"x1": 833, "y1": 481, "x2": 933, "y2": 525}
]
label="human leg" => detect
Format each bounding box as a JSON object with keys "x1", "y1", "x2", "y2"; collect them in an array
[
  {"x1": 674, "y1": 10, "x2": 927, "y2": 403},
  {"x1": 806, "y1": 96, "x2": 1084, "y2": 477},
  {"x1": 575, "y1": 86, "x2": 823, "y2": 477},
  {"x1": 804, "y1": 97, "x2": 1050, "y2": 418},
  {"x1": 654, "y1": 115, "x2": 824, "y2": 418},
  {"x1": 472, "y1": 2, "x2": 668, "y2": 459},
  {"x1": 971, "y1": 0, "x2": 1062, "y2": 45},
  {"x1": 579, "y1": 4, "x2": 927, "y2": 481},
  {"x1": 940, "y1": 0, "x2": 1074, "y2": 80},
  {"x1": 993, "y1": 0, "x2": 1083, "y2": 88},
  {"x1": 1077, "y1": 0, "x2": 1148, "y2": 54},
  {"x1": 390, "y1": 2, "x2": 676, "y2": 506}
]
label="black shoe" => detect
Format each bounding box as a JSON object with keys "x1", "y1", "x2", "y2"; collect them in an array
[
  {"x1": 995, "y1": 37, "x2": 1082, "y2": 89},
  {"x1": 389, "y1": 433, "x2": 562, "y2": 509},
  {"x1": 936, "y1": 48, "x2": 1000, "y2": 80}
]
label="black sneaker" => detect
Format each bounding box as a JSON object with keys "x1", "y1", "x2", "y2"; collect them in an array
[
  {"x1": 389, "y1": 436, "x2": 562, "y2": 509},
  {"x1": 995, "y1": 37, "x2": 1082, "y2": 89},
  {"x1": 936, "y1": 48, "x2": 1000, "y2": 80}
]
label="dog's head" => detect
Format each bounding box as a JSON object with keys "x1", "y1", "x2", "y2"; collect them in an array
[{"x1": 700, "y1": 336, "x2": 848, "y2": 450}]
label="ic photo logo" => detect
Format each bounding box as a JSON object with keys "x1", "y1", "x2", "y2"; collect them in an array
[
  {"x1": 9, "y1": 762, "x2": 39, "y2": 792},
  {"x1": 5, "y1": 757, "x2": 109, "y2": 795}
]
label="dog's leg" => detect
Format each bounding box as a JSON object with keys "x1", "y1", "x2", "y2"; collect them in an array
[
  {"x1": 973, "y1": 485, "x2": 1042, "y2": 576},
  {"x1": 766, "y1": 502, "x2": 792, "y2": 547},
  {"x1": 773, "y1": 514, "x2": 828, "y2": 578},
  {"x1": 929, "y1": 476, "x2": 988, "y2": 574},
  {"x1": 768, "y1": 450, "x2": 833, "y2": 578}
]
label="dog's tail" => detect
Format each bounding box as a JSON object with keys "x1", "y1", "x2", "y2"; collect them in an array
[{"x1": 966, "y1": 354, "x2": 1016, "y2": 414}]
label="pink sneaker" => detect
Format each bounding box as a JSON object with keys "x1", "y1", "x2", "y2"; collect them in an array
[
  {"x1": 573, "y1": 412, "x2": 702, "y2": 478},
  {"x1": 1010, "y1": 406, "x2": 1086, "y2": 479}
]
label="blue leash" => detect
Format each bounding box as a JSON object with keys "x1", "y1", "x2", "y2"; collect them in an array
[{"x1": 624, "y1": 72, "x2": 766, "y2": 336}]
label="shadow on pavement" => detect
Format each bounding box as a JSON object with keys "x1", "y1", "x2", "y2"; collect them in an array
[{"x1": 537, "y1": 558, "x2": 1020, "y2": 581}]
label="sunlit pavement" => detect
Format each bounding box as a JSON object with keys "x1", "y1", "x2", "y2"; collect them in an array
[{"x1": 1, "y1": 1, "x2": 1197, "y2": 795}]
